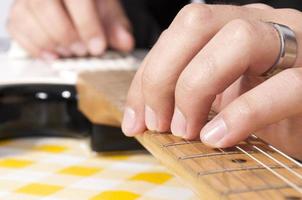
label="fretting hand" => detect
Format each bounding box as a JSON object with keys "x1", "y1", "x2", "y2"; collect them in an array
[{"x1": 122, "y1": 3, "x2": 302, "y2": 160}]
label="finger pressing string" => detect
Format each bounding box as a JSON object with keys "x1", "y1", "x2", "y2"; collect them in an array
[
  {"x1": 200, "y1": 68, "x2": 302, "y2": 148},
  {"x1": 172, "y1": 19, "x2": 280, "y2": 139}
]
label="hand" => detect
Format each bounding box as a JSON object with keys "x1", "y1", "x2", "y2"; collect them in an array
[
  {"x1": 122, "y1": 3, "x2": 302, "y2": 160},
  {"x1": 7, "y1": 0, "x2": 134, "y2": 59}
]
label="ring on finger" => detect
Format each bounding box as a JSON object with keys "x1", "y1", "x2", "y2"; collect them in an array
[{"x1": 262, "y1": 22, "x2": 297, "y2": 78}]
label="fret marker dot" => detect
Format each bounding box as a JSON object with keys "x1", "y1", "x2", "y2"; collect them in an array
[{"x1": 231, "y1": 158, "x2": 247, "y2": 163}]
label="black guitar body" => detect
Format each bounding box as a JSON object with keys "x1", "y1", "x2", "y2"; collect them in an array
[{"x1": 0, "y1": 84, "x2": 142, "y2": 152}]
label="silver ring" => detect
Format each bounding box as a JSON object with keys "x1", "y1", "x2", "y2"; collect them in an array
[{"x1": 262, "y1": 22, "x2": 298, "y2": 77}]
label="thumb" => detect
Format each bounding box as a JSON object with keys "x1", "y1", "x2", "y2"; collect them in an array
[{"x1": 200, "y1": 69, "x2": 302, "y2": 148}]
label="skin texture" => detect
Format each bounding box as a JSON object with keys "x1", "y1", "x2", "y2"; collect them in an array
[
  {"x1": 7, "y1": 0, "x2": 134, "y2": 59},
  {"x1": 122, "y1": 3, "x2": 302, "y2": 160}
]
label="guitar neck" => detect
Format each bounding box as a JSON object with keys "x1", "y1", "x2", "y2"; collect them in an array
[{"x1": 77, "y1": 70, "x2": 302, "y2": 200}]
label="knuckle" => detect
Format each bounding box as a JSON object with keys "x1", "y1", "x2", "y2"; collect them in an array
[
  {"x1": 177, "y1": 75, "x2": 200, "y2": 95},
  {"x1": 226, "y1": 19, "x2": 256, "y2": 47},
  {"x1": 141, "y1": 67, "x2": 175, "y2": 98},
  {"x1": 177, "y1": 3, "x2": 212, "y2": 29},
  {"x1": 178, "y1": 57, "x2": 217, "y2": 96},
  {"x1": 141, "y1": 70, "x2": 162, "y2": 93},
  {"x1": 279, "y1": 8, "x2": 302, "y2": 19},
  {"x1": 246, "y1": 3, "x2": 273, "y2": 9},
  {"x1": 276, "y1": 8, "x2": 302, "y2": 29}
]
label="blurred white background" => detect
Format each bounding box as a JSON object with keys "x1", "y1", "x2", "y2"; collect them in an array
[{"x1": 0, "y1": 0, "x2": 13, "y2": 38}]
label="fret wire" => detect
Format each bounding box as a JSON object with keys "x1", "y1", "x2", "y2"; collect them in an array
[
  {"x1": 187, "y1": 145, "x2": 293, "y2": 196},
  {"x1": 185, "y1": 147, "x2": 237, "y2": 198},
  {"x1": 252, "y1": 145, "x2": 302, "y2": 180},
  {"x1": 250, "y1": 134, "x2": 302, "y2": 196},
  {"x1": 218, "y1": 147, "x2": 273, "y2": 199},
  {"x1": 250, "y1": 133, "x2": 302, "y2": 197},
  {"x1": 222, "y1": 184, "x2": 302, "y2": 195},
  {"x1": 178, "y1": 151, "x2": 250, "y2": 160},
  {"x1": 163, "y1": 133, "x2": 301, "y2": 196},
  {"x1": 198, "y1": 164, "x2": 299, "y2": 176},
  {"x1": 252, "y1": 134, "x2": 302, "y2": 168},
  {"x1": 163, "y1": 137, "x2": 234, "y2": 196},
  {"x1": 182, "y1": 140, "x2": 235, "y2": 196},
  {"x1": 235, "y1": 142, "x2": 290, "y2": 197},
  {"x1": 184, "y1": 140, "x2": 248, "y2": 199},
  {"x1": 215, "y1": 146, "x2": 235, "y2": 199},
  {"x1": 236, "y1": 146, "x2": 302, "y2": 194},
  {"x1": 162, "y1": 140, "x2": 201, "y2": 147},
  {"x1": 184, "y1": 139, "x2": 283, "y2": 197}
]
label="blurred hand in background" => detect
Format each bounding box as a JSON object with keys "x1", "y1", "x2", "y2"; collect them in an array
[{"x1": 7, "y1": 0, "x2": 134, "y2": 59}]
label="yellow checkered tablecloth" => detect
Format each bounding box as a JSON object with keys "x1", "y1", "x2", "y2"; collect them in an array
[{"x1": 0, "y1": 137, "x2": 196, "y2": 200}]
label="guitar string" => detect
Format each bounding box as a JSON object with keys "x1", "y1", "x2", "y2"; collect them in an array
[
  {"x1": 161, "y1": 134, "x2": 301, "y2": 194},
  {"x1": 185, "y1": 139, "x2": 267, "y2": 199},
  {"x1": 210, "y1": 112, "x2": 302, "y2": 170},
  {"x1": 201, "y1": 141, "x2": 280, "y2": 198},
  {"x1": 184, "y1": 139, "x2": 250, "y2": 200},
  {"x1": 251, "y1": 134, "x2": 302, "y2": 168},
  {"x1": 209, "y1": 112, "x2": 302, "y2": 193},
  {"x1": 248, "y1": 135, "x2": 302, "y2": 193},
  {"x1": 251, "y1": 144, "x2": 302, "y2": 180},
  {"x1": 236, "y1": 146, "x2": 302, "y2": 194},
  {"x1": 157, "y1": 135, "x2": 242, "y2": 199},
  {"x1": 246, "y1": 142, "x2": 302, "y2": 197},
  {"x1": 268, "y1": 145, "x2": 302, "y2": 168},
  {"x1": 244, "y1": 139, "x2": 302, "y2": 197},
  {"x1": 209, "y1": 111, "x2": 301, "y2": 170},
  {"x1": 159, "y1": 135, "x2": 241, "y2": 198},
  {"x1": 165, "y1": 135, "x2": 300, "y2": 196},
  {"x1": 243, "y1": 135, "x2": 302, "y2": 193},
  {"x1": 207, "y1": 111, "x2": 271, "y2": 197},
  {"x1": 153, "y1": 128, "x2": 301, "y2": 195},
  {"x1": 163, "y1": 135, "x2": 290, "y2": 196},
  {"x1": 218, "y1": 147, "x2": 285, "y2": 198}
]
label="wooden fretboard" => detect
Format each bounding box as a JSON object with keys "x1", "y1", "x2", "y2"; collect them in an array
[{"x1": 77, "y1": 70, "x2": 302, "y2": 200}]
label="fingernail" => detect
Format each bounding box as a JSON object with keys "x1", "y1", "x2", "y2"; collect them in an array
[
  {"x1": 200, "y1": 117, "x2": 228, "y2": 147},
  {"x1": 122, "y1": 107, "x2": 136, "y2": 136},
  {"x1": 40, "y1": 51, "x2": 58, "y2": 61},
  {"x1": 56, "y1": 46, "x2": 71, "y2": 57},
  {"x1": 145, "y1": 106, "x2": 157, "y2": 131},
  {"x1": 171, "y1": 108, "x2": 187, "y2": 137},
  {"x1": 70, "y1": 42, "x2": 87, "y2": 56},
  {"x1": 88, "y1": 37, "x2": 106, "y2": 56}
]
